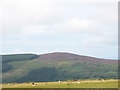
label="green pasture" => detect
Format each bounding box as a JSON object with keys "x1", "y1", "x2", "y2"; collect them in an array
[{"x1": 2, "y1": 79, "x2": 118, "y2": 88}]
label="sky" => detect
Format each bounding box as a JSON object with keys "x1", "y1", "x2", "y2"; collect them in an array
[{"x1": 0, "y1": 0, "x2": 118, "y2": 59}]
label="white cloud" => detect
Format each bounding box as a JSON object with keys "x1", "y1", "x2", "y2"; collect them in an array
[
  {"x1": 1, "y1": 0, "x2": 118, "y2": 59},
  {"x1": 1, "y1": 0, "x2": 117, "y2": 36},
  {"x1": 67, "y1": 18, "x2": 93, "y2": 30},
  {"x1": 21, "y1": 25, "x2": 49, "y2": 36},
  {"x1": 57, "y1": 0, "x2": 118, "y2": 3},
  {"x1": 1, "y1": 0, "x2": 60, "y2": 35},
  {"x1": 83, "y1": 32, "x2": 118, "y2": 47},
  {"x1": 51, "y1": 17, "x2": 94, "y2": 34},
  {"x1": 12, "y1": 49, "x2": 22, "y2": 53}
]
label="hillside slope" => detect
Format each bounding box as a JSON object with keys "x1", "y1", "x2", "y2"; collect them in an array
[{"x1": 2, "y1": 52, "x2": 118, "y2": 83}]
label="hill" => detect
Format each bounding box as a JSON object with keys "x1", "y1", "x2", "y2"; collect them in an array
[{"x1": 2, "y1": 52, "x2": 118, "y2": 83}]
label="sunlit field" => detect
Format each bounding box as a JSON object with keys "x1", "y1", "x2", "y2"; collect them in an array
[{"x1": 2, "y1": 79, "x2": 118, "y2": 88}]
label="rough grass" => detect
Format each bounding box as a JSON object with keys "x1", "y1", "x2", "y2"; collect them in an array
[{"x1": 2, "y1": 79, "x2": 118, "y2": 88}]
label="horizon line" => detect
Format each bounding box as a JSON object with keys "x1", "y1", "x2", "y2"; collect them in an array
[{"x1": 1, "y1": 51, "x2": 118, "y2": 60}]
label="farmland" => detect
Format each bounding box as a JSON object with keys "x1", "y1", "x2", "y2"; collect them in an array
[{"x1": 2, "y1": 79, "x2": 118, "y2": 88}]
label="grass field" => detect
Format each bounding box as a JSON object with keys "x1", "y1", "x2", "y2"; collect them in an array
[{"x1": 1, "y1": 79, "x2": 118, "y2": 88}]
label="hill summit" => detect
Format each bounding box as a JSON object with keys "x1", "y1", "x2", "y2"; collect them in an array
[{"x1": 38, "y1": 52, "x2": 117, "y2": 64}]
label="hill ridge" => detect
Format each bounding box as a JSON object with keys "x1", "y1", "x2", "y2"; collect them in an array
[{"x1": 2, "y1": 52, "x2": 118, "y2": 83}]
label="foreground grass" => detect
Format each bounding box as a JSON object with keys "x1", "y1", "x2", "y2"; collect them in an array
[{"x1": 2, "y1": 79, "x2": 118, "y2": 88}]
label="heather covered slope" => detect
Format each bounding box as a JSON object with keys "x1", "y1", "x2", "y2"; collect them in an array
[
  {"x1": 2, "y1": 52, "x2": 118, "y2": 83},
  {"x1": 38, "y1": 52, "x2": 117, "y2": 64}
]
